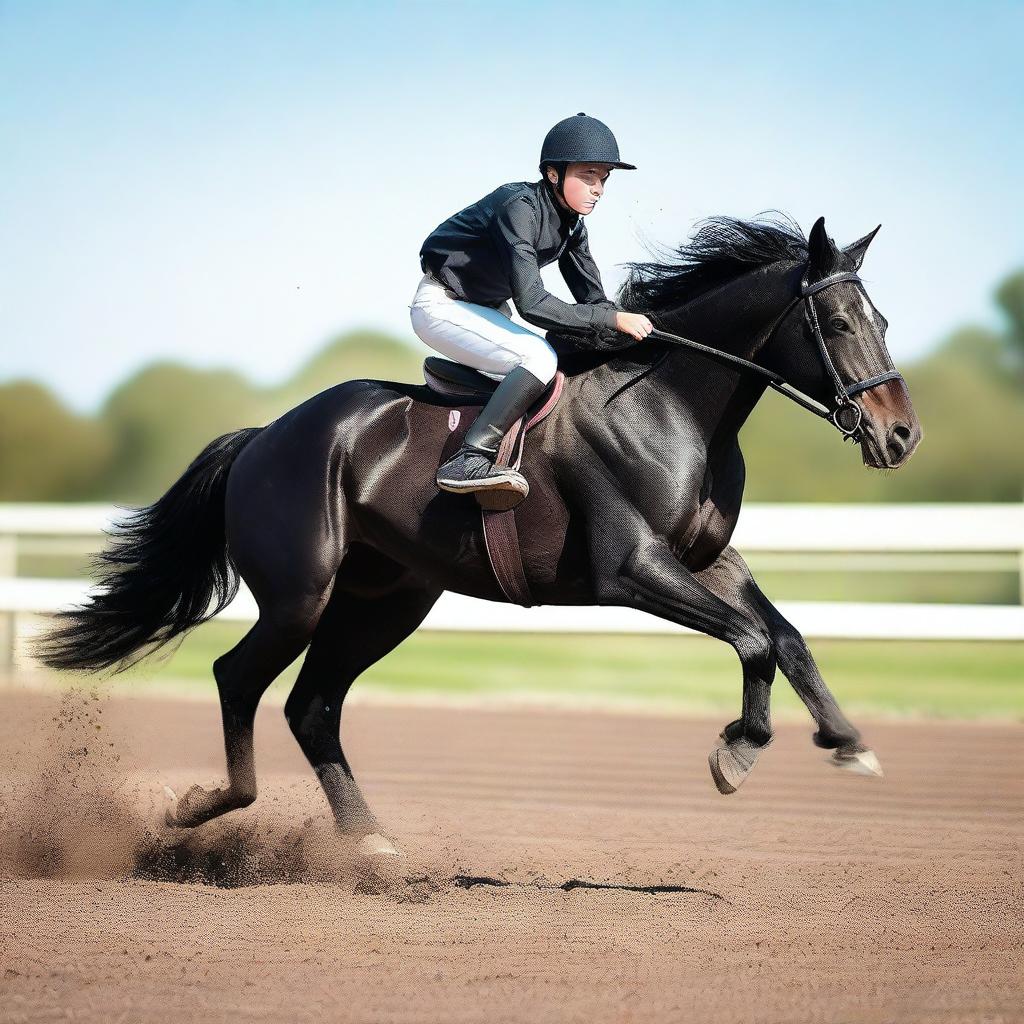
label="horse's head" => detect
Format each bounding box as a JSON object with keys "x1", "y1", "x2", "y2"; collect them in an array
[{"x1": 765, "y1": 217, "x2": 922, "y2": 469}]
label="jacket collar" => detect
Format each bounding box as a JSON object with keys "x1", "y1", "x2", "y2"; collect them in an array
[{"x1": 534, "y1": 178, "x2": 580, "y2": 233}]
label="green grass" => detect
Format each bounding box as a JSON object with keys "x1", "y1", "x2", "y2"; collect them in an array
[
  {"x1": 18, "y1": 552, "x2": 1022, "y2": 606},
  {"x1": 749, "y1": 568, "x2": 1020, "y2": 605},
  {"x1": 103, "y1": 620, "x2": 1024, "y2": 722}
]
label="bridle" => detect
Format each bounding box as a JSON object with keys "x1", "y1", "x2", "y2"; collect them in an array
[{"x1": 648, "y1": 267, "x2": 904, "y2": 444}]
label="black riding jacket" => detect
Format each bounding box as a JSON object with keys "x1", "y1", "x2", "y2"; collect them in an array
[{"x1": 419, "y1": 179, "x2": 621, "y2": 335}]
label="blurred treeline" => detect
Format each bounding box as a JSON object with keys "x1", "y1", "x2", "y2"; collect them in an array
[{"x1": 3, "y1": 272, "x2": 1023, "y2": 505}]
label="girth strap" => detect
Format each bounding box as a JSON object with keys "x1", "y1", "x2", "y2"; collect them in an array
[
  {"x1": 479, "y1": 372, "x2": 564, "y2": 606},
  {"x1": 482, "y1": 510, "x2": 533, "y2": 605}
]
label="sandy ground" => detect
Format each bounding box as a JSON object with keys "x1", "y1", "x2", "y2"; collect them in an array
[{"x1": 0, "y1": 685, "x2": 1021, "y2": 1024}]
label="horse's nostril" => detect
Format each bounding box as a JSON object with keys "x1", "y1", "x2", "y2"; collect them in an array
[{"x1": 885, "y1": 423, "x2": 912, "y2": 465}]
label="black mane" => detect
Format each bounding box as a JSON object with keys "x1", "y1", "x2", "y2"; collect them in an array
[{"x1": 617, "y1": 213, "x2": 808, "y2": 313}]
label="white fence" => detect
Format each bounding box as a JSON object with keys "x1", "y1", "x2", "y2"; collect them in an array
[{"x1": 1, "y1": 502, "x2": 1022, "y2": 668}]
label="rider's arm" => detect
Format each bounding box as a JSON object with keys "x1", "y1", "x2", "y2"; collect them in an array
[
  {"x1": 490, "y1": 196, "x2": 620, "y2": 334},
  {"x1": 558, "y1": 222, "x2": 617, "y2": 308}
]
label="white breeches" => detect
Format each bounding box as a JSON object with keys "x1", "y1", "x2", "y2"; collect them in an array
[{"x1": 408, "y1": 273, "x2": 559, "y2": 384}]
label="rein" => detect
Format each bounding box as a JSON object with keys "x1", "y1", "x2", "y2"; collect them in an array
[{"x1": 647, "y1": 269, "x2": 904, "y2": 444}]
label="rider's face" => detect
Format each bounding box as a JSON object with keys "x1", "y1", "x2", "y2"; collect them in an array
[{"x1": 548, "y1": 162, "x2": 612, "y2": 215}]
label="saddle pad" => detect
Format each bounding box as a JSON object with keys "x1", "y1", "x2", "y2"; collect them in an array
[{"x1": 436, "y1": 371, "x2": 565, "y2": 606}]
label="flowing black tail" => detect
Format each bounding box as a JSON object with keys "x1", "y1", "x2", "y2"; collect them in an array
[{"x1": 31, "y1": 427, "x2": 264, "y2": 674}]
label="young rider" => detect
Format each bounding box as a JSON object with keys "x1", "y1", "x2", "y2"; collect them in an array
[{"x1": 411, "y1": 112, "x2": 653, "y2": 507}]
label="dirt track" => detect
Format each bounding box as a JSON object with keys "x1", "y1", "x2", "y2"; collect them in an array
[{"x1": 0, "y1": 686, "x2": 1021, "y2": 1023}]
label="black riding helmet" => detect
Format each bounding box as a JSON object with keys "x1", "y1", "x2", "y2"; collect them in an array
[{"x1": 538, "y1": 112, "x2": 637, "y2": 200}]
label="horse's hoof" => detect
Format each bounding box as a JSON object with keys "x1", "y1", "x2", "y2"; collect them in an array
[
  {"x1": 356, "y1": 832, "x2": 403, "y2": 859},
  {"x1": 708, "y1": 736, "x2": 768, "y2": 795},
  {"x1": 829, "y1": 747, "x2": 884, "y2": 777},
  {"x1": 164, "y1": 783, "x2": 243, "y2": 828},
  {"x1": 164, "y1": 783, "x2": 207, "y2": 827},
  {"x1": 708, "y1": 747, "x2": 739, "y2": 794},
  {"x1": 163, "y1": 786, "x2": 178, "y2": 827}
]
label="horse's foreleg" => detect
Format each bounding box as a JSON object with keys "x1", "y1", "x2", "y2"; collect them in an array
[
  {"x1": 284, "y1": 581, "x2": 442, "y2": 845},
  {"x1": 611, "y1": 538, "x2": 777, "y2": 794},
  {"x1": 693, "y1": 546, "x2": 881, "y2": 775},
  {"x1": 167, "y1": 591, "x2": 332, "y2": 828}
]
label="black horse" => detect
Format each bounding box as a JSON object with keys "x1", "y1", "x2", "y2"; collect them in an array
[{"x1": 35, "y1": 215, "x2": 921, "y2": 853}]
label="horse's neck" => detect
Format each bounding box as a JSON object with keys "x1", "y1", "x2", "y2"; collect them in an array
[
  {"x1": 662, "y1": 261, "x2": 800, "y2": 363},
  {"x1": 559, "y1": 262, "x2": 800, "y2": 468},
  {"x1": 636, "y1": 263, "x2": 799, "y2": 444}
]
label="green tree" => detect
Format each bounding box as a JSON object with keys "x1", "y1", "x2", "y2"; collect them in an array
[
  {"x1": 4, "y1": 281, "x2": 1023, "y2": 503},
  {"x1": 0, "y1": 381, "x2": 114, "y2": 500},
  {"x1": 272, "y1": 329, "x2": 422, "y2": 413},
  {"x1": 995, "y1": 270, "x2": 1024, "y2": 374},
  {"x1": 97, "y1": 363, "x2": 264, "y2": 502},
  {"x1": 741, "y1": 324, "x2": 1024, "y2": 502}
]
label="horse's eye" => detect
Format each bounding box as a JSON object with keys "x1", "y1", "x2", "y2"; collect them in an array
[{"x1": 829, "y1": 316, "x2": 851, "y2": 333}]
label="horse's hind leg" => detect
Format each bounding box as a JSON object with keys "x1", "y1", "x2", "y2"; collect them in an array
[
  {"x1": 284, "y1": 579, "x2": 442, "y2": 840},
  {"x1": 165, "y1": 411, "x2": 356, "y2": 829},
  {"x1": 168, "y1": 589, "x2": 333, "y2": 828}
]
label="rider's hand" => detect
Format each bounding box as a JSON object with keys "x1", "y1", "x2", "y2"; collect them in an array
[{"x1": 614, "y1": 311, "x2": 654, "y2": 341}]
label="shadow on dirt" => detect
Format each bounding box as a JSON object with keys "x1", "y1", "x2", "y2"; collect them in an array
[{"x1": 450, "y1": 874, "x2": 726, "y2": 899}]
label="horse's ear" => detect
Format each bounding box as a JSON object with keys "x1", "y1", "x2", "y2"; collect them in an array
[
  {"x1": 807, "y1": 216, "x2": 841, "y2": 276},
  {"x1": 843, "y1": 224, "x2": 881, "y2": 271}
]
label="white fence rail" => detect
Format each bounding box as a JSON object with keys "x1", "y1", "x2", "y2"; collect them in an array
[{"x1": 2, "y1": 502, "x2": 1022, "y2": 668}]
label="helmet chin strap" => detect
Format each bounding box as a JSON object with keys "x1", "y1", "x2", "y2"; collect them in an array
[{"x1": 546, "y1": 164, "x2": 567, "y2": 204}]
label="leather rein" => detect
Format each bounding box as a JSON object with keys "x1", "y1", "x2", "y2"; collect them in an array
[{"x1": 647, "y1": 269, "x2": 904, "y2": 444}]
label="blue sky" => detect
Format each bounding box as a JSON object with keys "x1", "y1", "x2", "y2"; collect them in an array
[{"x1": 2, "y1": 0, "x2": 1022, "y2": 413}]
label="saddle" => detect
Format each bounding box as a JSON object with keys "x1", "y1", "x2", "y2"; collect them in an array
[{"x1": 422, "y1": 356, "x2": 564, "y2": 607}]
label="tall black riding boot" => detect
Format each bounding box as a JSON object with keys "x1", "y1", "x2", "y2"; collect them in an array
[{"x1": 436, "y1": 365, "x2": 549, "y2": 511}]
